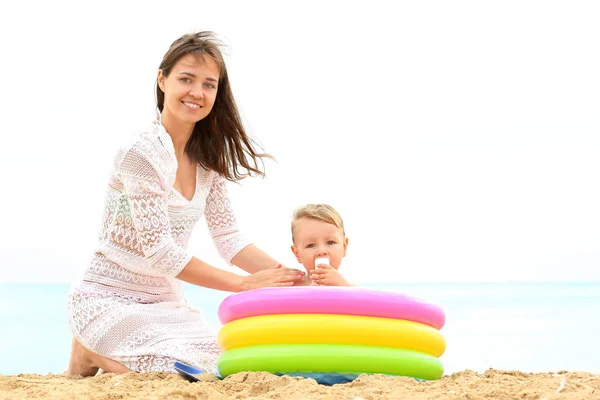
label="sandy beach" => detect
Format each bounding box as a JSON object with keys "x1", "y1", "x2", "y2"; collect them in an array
[{"x1": 1, "y1": 369, "x2": 598, "y2": 400}]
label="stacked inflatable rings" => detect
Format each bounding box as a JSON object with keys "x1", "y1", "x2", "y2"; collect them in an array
[{"x1": 216, "y1": 287, "x2": 446, "y2": 382}]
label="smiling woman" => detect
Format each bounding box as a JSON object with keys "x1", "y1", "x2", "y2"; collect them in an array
[
  {"x1": 65, "y1": 31, "x2": 306, "y2": 378},
  {"x1": 158, "y1": 55, "x2": 220, "y2": 165}
]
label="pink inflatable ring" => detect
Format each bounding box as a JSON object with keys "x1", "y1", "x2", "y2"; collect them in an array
[{"x1": 218, "y1": 287, "x2": 445, "y2": 330}]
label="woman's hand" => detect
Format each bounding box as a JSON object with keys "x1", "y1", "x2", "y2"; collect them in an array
[
  {"x1": 241, "y1": 263, "x2": 305, "y2": 291},
  {"x1": 310, "y1": 265, "x2": 351, "y2": 286}
]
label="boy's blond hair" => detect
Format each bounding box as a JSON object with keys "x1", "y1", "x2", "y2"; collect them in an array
[{"x1": 291, "y1": 204, "x2": 345, "y2": 243}]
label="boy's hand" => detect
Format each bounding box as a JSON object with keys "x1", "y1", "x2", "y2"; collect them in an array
[{"x1": 310, "y1": 265, "x2": 351, "y2": 286}]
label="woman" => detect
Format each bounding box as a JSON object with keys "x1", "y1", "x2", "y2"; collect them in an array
[{"x1": 66, "y1": 31, "x2": 304, "y2": 376}]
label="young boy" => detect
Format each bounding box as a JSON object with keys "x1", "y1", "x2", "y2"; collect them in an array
[{"x1": 290, "y1": 204, "x2": 351, "y2": 286}]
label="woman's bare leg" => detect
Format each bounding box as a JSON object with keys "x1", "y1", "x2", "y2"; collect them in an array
[
  {"x1": 67, "y1": 337, "x2": 99, "y2": 377},
  {"x1": 67, "y1": 337, "x2": 131, "y2": 376}
]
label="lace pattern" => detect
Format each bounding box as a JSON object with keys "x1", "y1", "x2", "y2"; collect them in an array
[
  {"x1": 206, "y1": 173, "x2": 252, "y2": 263},
  {"x1": 67, "y1": 123, "x2": 249, "y2": 373}
]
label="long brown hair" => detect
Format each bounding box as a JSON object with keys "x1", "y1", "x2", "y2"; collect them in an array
[{"x1": 156, "y1": 31, "x2": 272, "y2": 181}]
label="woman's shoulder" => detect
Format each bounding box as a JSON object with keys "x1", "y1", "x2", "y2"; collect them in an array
[
  {"x1": 115, "y1": 121, "x2": 175, "y2": 157},
  {"x1": 112, "y1": 122, "x2": 177, "y2": 184}
]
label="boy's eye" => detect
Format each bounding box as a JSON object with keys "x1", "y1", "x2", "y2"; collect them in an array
[
  {"x1": 326, "y1": 241, "x2": 336, "y2": 245},
  {"x1": 306, "y1": 244, "x2": 315, "y2": 249}
]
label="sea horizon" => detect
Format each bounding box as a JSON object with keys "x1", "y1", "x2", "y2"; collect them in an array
[{"x1": 1, "y1": 281, "x2": 599, "y2": 377}]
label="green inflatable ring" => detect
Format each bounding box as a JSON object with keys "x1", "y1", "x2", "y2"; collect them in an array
[{"x1": 218, "y1": 344, "x2": 444, "y2": 380}]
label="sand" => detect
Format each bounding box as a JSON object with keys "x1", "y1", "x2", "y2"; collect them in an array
[{"x1": 1, "y1": 370, "x2": 598, "y2": 400}]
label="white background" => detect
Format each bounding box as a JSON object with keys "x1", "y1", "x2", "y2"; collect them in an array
[{"x1": 1, "y1": 0, "x2": 598, "y2": 284}]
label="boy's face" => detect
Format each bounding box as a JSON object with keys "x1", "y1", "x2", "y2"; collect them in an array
[{"x1": 291, "y1": 217, "x2": 348, "y2": 274}]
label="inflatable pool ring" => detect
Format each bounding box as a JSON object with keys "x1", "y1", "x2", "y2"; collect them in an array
[
  {"x1": 216, "y1": 287, "x2": 446, "y2": 383},
  {"x1": 218, "y1": 314, "x2": 446, "y2": 356},
  {"x1": 218, "y1": 286, "x2": 445, "y2": 329},
  {"x1": 219, "y1": 344, "x2": 444, "y2": 381}
]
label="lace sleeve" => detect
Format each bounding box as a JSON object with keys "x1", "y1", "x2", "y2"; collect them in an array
[
  {"x1": 204, "y1": 173, "x2": 252, "y2": 263},
  {"x1": 118, "y1": 147, "x2": 192, "y2": 277}
]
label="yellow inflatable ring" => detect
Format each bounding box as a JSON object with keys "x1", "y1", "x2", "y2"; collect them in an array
[{"x1": 218, "y1": 314, "x2": 446, "y2": 357}]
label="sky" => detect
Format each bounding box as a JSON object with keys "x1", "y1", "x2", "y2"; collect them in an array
[{"x1": 0, "y1": 0, "x2": 598, "y2": 284}]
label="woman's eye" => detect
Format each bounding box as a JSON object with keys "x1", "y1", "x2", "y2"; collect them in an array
[
  {"x1": 204, "y1": 82, "x2": 216, "y2": 89},
  {"x1": 181, "y1": 78, "x2": 192, "y2": 83}
]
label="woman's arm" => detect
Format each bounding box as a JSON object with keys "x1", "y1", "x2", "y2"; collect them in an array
[
  {"x1": 231, "y1": 243, "x2": 279, "y2": 274},
  {"x1": 176, "y1": 256, "x2": 244, "y2": 292},
  {"x1": 177, "y1": 255, "x2": 303, "y2": 292},
  {"x1": 205, "y1": 173, "x2": 300, "y2": 274},
  {"x1": 204, "y1": 173, "x2": 253, "y2": 264}
]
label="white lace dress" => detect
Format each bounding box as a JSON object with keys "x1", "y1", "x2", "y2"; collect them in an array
[{"x1": 67, "y1": 122, "x2": 251, "y2": 374}]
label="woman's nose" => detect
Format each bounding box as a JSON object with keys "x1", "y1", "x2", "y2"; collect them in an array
[{"x1": 189, "y1": 84, "x2": 204, "y2": 99}]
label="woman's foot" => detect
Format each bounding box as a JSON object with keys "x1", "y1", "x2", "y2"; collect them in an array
[{"x1": 67, "y1": 337, "x2": 100, "y2": 377}]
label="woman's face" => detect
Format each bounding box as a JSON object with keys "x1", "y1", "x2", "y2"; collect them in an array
[{"x1": 158, "y1": 54, "x2": 220, "y2": 128}]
